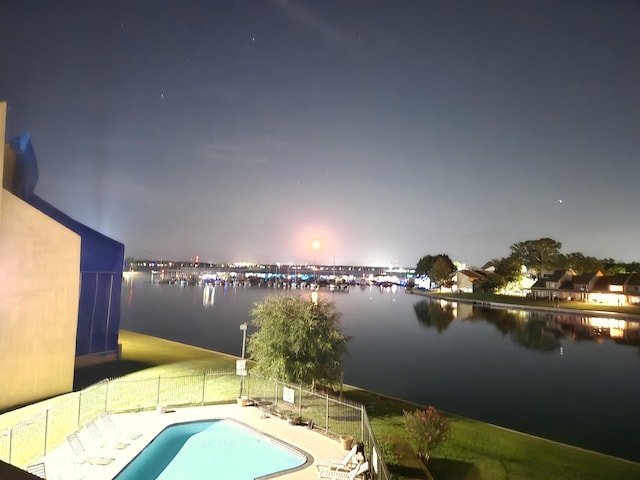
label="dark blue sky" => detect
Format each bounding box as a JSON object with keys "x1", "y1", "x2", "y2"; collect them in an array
[{"x1": 2, "y1": 0, "x2": 639, "y2": 267}]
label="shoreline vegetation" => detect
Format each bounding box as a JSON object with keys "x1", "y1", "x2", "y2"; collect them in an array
[{"x1": 2, "y1": 329, "x2": 639, "y2": 479}]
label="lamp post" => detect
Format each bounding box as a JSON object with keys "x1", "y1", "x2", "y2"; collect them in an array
[
  {"x1": 240, "y1": 322, "x2": 247, "y2": 360},
  {"x1": 239, "y1": 322, "x2": 248, "y2": 398}
]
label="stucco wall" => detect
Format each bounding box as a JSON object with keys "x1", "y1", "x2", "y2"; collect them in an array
[{"x1": 0, "y1": 101, "x2": 81, "y2": 410}]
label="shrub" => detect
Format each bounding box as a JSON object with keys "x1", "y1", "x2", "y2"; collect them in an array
[{"x1": 403, "y1": 406, "x2": 449, "y2": 465}]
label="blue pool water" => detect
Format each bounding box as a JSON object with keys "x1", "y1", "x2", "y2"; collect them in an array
[{"x1": 113, "y1": 419, "x2": 309, "y2": 480}]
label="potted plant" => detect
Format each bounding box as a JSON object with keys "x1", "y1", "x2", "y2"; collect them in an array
[
  {"x1": 340, "y1": 434, "x2": 354, "y2": 450},
  {"x1": 236, "y1": 396, "x2": 249, "y2": 407}
]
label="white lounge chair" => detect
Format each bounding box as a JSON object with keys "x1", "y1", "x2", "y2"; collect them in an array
[
  {"x1": 316, "y1": 445, "x2": 358, "y2": 471},
  {"x1": 318, "y1": 461, "x2": 368, "y2": 480},
  {"x1": 99, "y1": 413, "x2": 142, "y2": 440},
  {"x1": 86, "y1": 420, "x2": 130, "y2": 450},
  {"x1": 26, "y1": 462, "x2": 46, "y2": 479},
  {"x1": 66, "y1": 433, "x2": 114, "y2": 465}
]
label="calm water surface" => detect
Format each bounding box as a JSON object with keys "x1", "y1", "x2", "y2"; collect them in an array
[{"x1": 121, "y1": 274, "x2": 640, "y2": 462}]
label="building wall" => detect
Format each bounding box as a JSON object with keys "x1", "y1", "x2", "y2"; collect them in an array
[
  {"x1": 455, "y1": 272, "x2": 475, "y2": 293},
  {"x1": 0, "y1": 102, "x2": 81, "y2": 410}
]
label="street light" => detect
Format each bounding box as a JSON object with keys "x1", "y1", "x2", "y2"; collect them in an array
[
  {"x1": 240, "y1": 322, "x2": 247, "y2": 359},
  {"x1": 238, "y1": 322, "x2": 248, "y2": 398}
]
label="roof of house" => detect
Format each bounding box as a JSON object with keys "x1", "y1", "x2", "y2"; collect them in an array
[
  {"x1": 592, "y1": 277, "x2": 613, "y2": 292},
  {"x1": 531, "y1": 278, "x2": 548, "y2": 289},
  {"x1": 531, "y1": 270, "x2": 570, "y2": 289},
  {"x1": 571, "y1": 272, "x2": 601, "y2": 285},
  {"x1": 608, "y1": 273, "x2": 632, "y2": 285},
  {"x1": 457, "y1": 269, "x2": 488, "y2": 281},
  {"x1": 627, "y1": 273, "x2": 640, "y2": 286}
]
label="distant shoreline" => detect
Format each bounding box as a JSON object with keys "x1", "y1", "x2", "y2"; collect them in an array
[{"x1": 407, "y1": 289, "x2": 640, "y2": 321}]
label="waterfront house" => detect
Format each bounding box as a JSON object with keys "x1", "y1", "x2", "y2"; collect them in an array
[
  {"x1": 589, "y1": 273, "x2": 640, "y2": 307},
  {"x1": 453, "y1": 269, "x2": 489, "y2": 293},
  {"x1": 530, "y1": 270, "x2": 573, "y2": 300},
  {"x1": 625, "y1": 273, "x2": 640, "y2": 305},
  {"x1": 563, "y1": 271, "x2": 603, "y2": 302}
]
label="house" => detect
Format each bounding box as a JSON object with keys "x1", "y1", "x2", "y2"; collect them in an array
[
  {"x1": 453, "y1": 269, "x2": 489, "y2": 293},
  {"x1": 590, "y1": 273, "x2": 639, "y2": 307},
  {"x1": 530, "y1": 270, "x2": 573, "y2": 300},
  {"x1": 563, "y1": 271, "x2": 603, "y2": 302},
  {"x1": 625, "y1": 273, "x2": 640, "y2": 305},
  {"x1": 527, "y1": 268, "x2": 640, "y2": 306}
]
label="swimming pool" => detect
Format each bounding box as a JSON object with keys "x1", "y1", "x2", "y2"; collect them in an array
[{"x1": 113, "y1": 419, "x2": 310, "y2": 480}]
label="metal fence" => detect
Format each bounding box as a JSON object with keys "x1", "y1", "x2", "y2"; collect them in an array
[{"x1": 0, "y1": 371, "x2": 390, "y2": 479}]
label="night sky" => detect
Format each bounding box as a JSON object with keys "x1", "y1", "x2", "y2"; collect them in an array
[{"x1": 1, "y1": 1, "x2": 639, "y2": 267}]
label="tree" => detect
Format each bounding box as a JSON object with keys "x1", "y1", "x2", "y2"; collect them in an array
[
  {"x1": 415, "y1": 255, "x2": 438, "y2": 277},
  {"x1": 475, "y1": 271, "x2": 506, "y2": 292},
  {"x1": 247, "y1": 295, "x2": 350, "y2": 387},
  {"x1": 403, "y1": 406, "x2": 449, "y2": 466},
  {"x1": 562, "y1": 252, "x2": 604, "y2": 275},
  {"x1": 430, "y1": 256, "x2": 456, "y2": 286},
  {"x1": 487, "y1": 256, "x2": 523, "y2": 284},
  {"x1": 602, "y1": 258, "x2": 639, "y2": 275},
  {"x1": 415, "y1": 254, "x2": 456, "y2": 286},
  {"x1": 509, "y1": 238, "x2": 562, "y2": 276}
]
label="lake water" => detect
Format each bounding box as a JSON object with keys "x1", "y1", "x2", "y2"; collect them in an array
[{"x1": 120, "y1": 274, "x2": 640, "y2": 462}]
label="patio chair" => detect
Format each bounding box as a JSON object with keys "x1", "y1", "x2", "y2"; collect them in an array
[
  {"x1": 86, "y1": 420, "x2": 130, "y2": 450},
  {"x1": 26, "y1": 462, "x2": 46, "y2": 479},
  {"x1": 316, "y1": 445, "x2": 358, "y2": 471},
  {"x1": 318, "y1": 461, "x2": 368, "y2": 480},
  {"x1": 66, "y1": 433, "x2": 114, "y2": 465},
  {"x1": 99, "y1": 413, "x2": 143, "y2": 440}
]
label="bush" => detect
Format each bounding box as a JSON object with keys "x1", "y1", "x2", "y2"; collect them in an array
[{"x1": 403, "y1": 406, "x2": 449, "y2": 465}]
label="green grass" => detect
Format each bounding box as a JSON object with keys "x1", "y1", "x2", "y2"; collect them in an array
[
  {"x1": 343, "y1": 387, "x2": 640, "y2": 480},
  {"x1": 3, "y1": 330, "x2": 639, "y2": 479}
]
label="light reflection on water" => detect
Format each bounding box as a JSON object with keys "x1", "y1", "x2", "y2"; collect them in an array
[{"x1": 121, "y1": 275, "x2": 640, "y2": 462}]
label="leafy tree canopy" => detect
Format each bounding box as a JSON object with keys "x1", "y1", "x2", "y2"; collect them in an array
[
  {"x1": 416, "y1": 254, "x2": 456, "y2": 285},
  {"x1": 487, "y1": 256, "x2": 522, "y2": 283},
  {"x1": 602, "y1": 259, "x2": 640, "y2": 275},
  {"x1": 430, "y1": 256, "x2": 456, "y2": 285},
  {"x1": 475, "y1": 271, "x2": 507, "y2": 293},
  {"x1": 559, "y1": 252, "x2": 604, "y2": 275},
  {"x1": 509, "y1": 237, "x2": 562, "y2": 276},
  {"x1": 247, "y1": 295, "x2": 350, "y2": 387}
]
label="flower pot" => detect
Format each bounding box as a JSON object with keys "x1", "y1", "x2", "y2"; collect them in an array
[
  {"x1": 340, "y1": 435, "x2": 354, "y2": 450},
  {"x1": 236, "y1": 397, "x2": 249, "y2": 407}
]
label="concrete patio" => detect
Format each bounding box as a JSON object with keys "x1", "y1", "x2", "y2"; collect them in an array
[{"x1": 28, "y1": 403, "x2": 356, "y2": 480}]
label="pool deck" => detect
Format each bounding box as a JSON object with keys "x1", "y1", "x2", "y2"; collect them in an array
[{"x1": 35, "y1": 404, "x2": 352, "y2": 480}]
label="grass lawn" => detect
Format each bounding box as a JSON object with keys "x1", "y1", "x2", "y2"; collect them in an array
[
  {"x1": 343, "y1": 387, "x2": 640, "y2": 480},
  {"x1": 4, "y1": 330, "x2": 639, "y2": 479}
]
